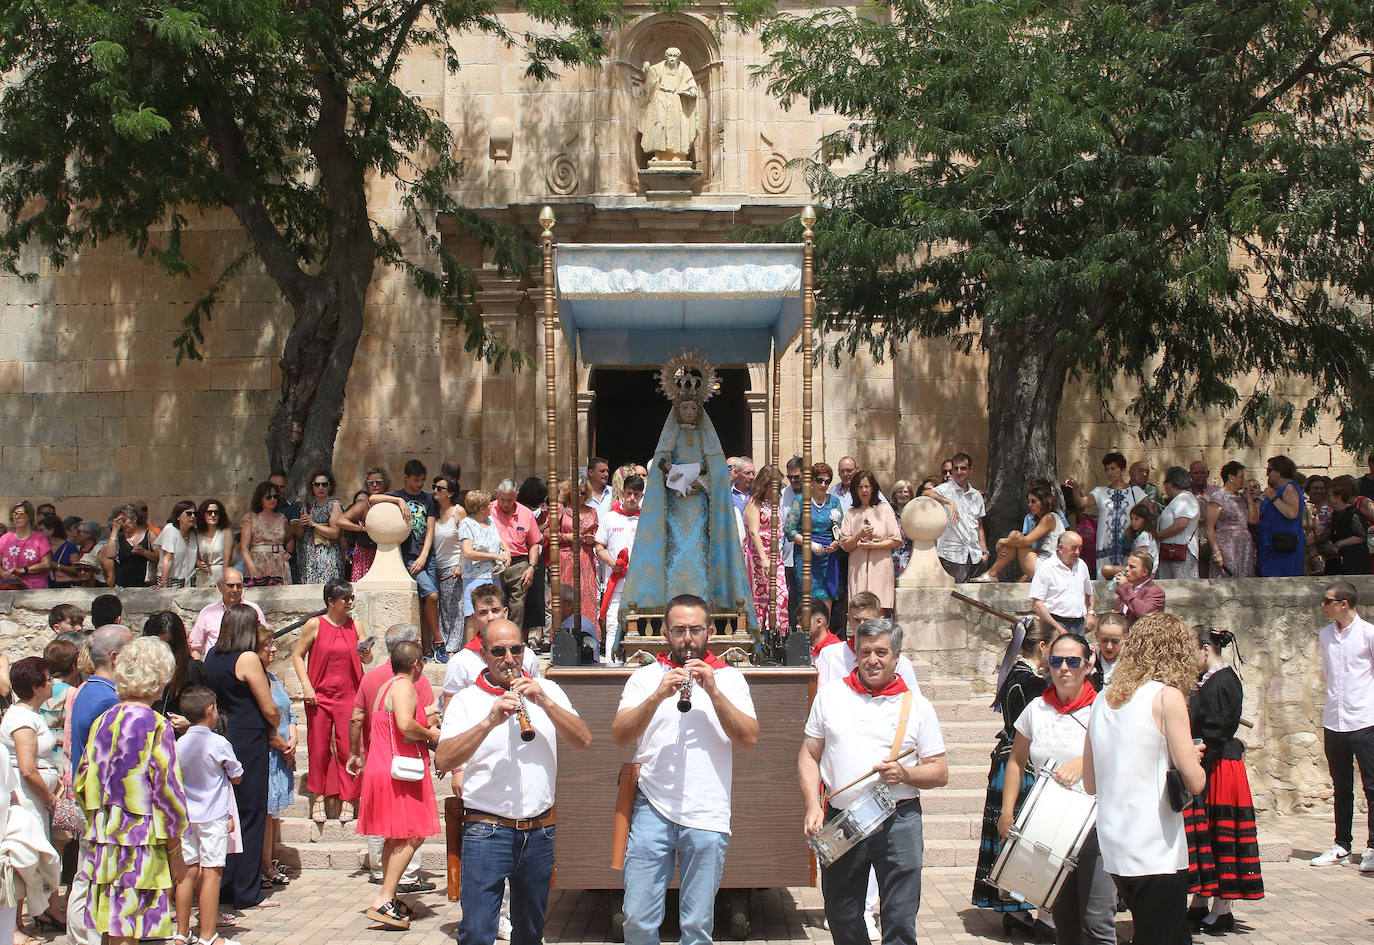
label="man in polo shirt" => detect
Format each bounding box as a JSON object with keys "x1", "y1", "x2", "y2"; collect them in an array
[
  {"x1": 801, "y1": 618, "x2": 948, "y2": 945},
  {"x1": 612, "y1": 593, "x2": 758, "y2": 945},
  {"x1": 1028, "y1": 532, "x2": 1097, "y2": 635},
  {"x1": 491, "y1": 479, "x2": 543, "y2": 630},
  {"x1": 67, "y1": 623, "x2": 134, "y2": 944},
  {"x1": 348, "y1": 623, "x2": 438, "y2": 893},
  {"x1": 437, "y1": 619, "x2": 591, "y2": 945},
  {"x1": 1311, "y1": 581, "x2": 1374, "y2": 871},
  {"x1": 189, "y1": 568, "x2": 267, "y2": 659}
]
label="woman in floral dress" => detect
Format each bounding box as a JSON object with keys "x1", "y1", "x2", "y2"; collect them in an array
[
  {"x1": 299, "y1": 469, "x2": 347, "y2": 584},
  {"x1": 742, "y1": 466, "x2": 789, "y2": 637},
  {"x1": 74, "y1": 637, "x2": 189, "y2": 944},
  {"x1": 240, "y1": 481, "x2": 292, "y2": 586},
  {"x1": 260, "y1": 630, "x2": 297, "y2": 887},
  {"x1": 785, "y1": 462, "x2": 843, "y2": 614},
  {"x1": 1205, "y1": 461, "x2": 1259, "y2": 578}
]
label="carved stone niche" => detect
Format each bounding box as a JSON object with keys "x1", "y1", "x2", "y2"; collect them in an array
[{"x1": 620, "y1": 13, "x2": 721, "y2": 194}]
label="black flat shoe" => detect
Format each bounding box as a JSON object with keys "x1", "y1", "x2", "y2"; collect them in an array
[
  {"x1": 1187, "y1": 904, "x2": 1210, "y2": 921},
  {"x1": 1002, "y1": 911, "x2": 1036, "y2": 937},
  {"x1": 1200, "y1": 913, "x2": 1235, "y2": 936}
]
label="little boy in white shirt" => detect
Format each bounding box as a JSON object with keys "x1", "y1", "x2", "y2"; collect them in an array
[{"x1": 175, "y1": 687, "x2": 244, "y2": 945}]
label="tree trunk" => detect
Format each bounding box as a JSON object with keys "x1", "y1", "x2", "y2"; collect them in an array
[
  {"x1": 981, "y1": 319, "x2": 1069, "y2": 548},
  {"x1": 264, "y1": 259, "x2": 371, "y2": 494}
]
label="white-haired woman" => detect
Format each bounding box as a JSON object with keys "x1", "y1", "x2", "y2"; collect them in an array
[{"x1": 73, "y1": 636, "x2": 190, "y2": 945}]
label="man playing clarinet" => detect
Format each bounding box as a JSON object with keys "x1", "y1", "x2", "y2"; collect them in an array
[
  {"x1": 436, "y1": 619, "x2": 591, "y2": 945},
  {"x1": 611, "y1": 593, "x2": 759, "y2": 945},
  {"x1": 800, "y1": 618, "x2": 948, "y2": 945}
]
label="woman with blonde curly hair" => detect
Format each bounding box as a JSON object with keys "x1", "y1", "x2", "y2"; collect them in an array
[
  {"x1": 73, "y1": 637, "x2": 189, "y2": 945},
  {"x1": 1084, "y1": 613, "x2": 1207, "y2": 945}
]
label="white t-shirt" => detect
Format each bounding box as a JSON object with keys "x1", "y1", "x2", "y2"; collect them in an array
[
  {"x1": 442, "y1": 646, "x2": 541, "y2": 696},
  {"x1": 1013, "y1": 696, "x2": 1093, "y2": 775},
  {"x1": 154, "y1": 527, "x2": 199, "y2": 582},
  {"x1": 814, "y1": 641, "x2": 921, "y2": 693},
  {"x1": 1027, "y1": 554, "x2": 1093, "y2": 617},
  {"x1": 618, "y1": 661, "x2": 756, "y2": 834},
  {"x1": 804, "y1": 679, "x2": 945, "y2": 810},
  {"x1": 1158, "y1": 492, "x2": 1201, "y2": 556},
  {"x1": 440, "y1": 676, "x2": 577, "y2": 818},
  {"x1": 0, "y1": 704, "x2": 57, "y2": 772},
  {"x1": 595, "y1": 509, "x2": 640, "y2": 601},
  {"x1": 0, "y1": 745, "x2": 14, "y2": 838}
]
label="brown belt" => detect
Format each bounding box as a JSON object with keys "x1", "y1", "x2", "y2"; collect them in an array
[{"x1": 463, "y1": 808, "x2": 555, "y2": 831}]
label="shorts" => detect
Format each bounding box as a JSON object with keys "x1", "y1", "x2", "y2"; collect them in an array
[
  {"x1": 183, "y1": 815, "x2": 231, "y2": 867},
  {"x1": 411, "y1": 558, "x2": 439, "y2": 598}
]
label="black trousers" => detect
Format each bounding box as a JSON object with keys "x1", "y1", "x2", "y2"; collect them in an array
[
  {"x1": 1112, "y1": 869, "x2": 1190, "y2": 945},
  {"x1": 1323, "y1": 725, "x2": 1374, "y2": 851}
]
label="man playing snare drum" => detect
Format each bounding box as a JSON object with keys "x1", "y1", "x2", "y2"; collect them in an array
[{"x1": 800, "y1": 618, "x2": 948, "y2": 945}]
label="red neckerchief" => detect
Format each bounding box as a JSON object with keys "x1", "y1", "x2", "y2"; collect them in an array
[
  {"x1": 811, "y1": 632, "x2": 841, "y2": 657},
  {"x1": 612, "y1": 501, "x2": 640, "y2": 517},
  {"x1": 1043, "y1": 679, "x2": 1097, "y2": 715},
  {"x1": 464, "y1": 636, "x2": 482, "y2": 653},
  {"x1": 475, "y1": 669, "x2": 531, "y2": 696},
  {"x1": 656, "y1": 651, "x2": 727, "y2": 670},
  {"x1": 843, "y1": 668, "x2": 909, "y2": 697},
  {"x1": 599, "y1": 548, "x2": 631, "y2": 623}
]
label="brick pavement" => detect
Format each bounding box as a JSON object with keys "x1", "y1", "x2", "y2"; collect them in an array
[{"x1": 30, "y1": 812, "x2": 1360, "y2": 945}]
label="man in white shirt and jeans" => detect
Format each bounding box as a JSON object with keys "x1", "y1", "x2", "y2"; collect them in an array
[
  {"x1": 612, "y1": 593, "x2": 759, "y2": 945},
  {"x1": 801, "y1": 619, "x2": 948, "y2": 945},
  {"x1": 931, "y1": 452, "x2": 989, "y2": 582},
  {"x1": 1028, "y1": 532, "x2": 1097, "y2": 636},
  {"x1": 1311, "y1": 581, "x2": 1374, "y2": 871}
]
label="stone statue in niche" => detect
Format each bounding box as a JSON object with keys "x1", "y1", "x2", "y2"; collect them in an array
[{"x1": 638, "y1": 47, "x2": 698, "y2": 167}]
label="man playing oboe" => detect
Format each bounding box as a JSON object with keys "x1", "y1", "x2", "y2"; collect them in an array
[
  {"x1": 436, "y1": 619, "x2": 591, "y2": 945},
  {"x1": 611, "y1": 593, "x2": 759, "y2": 945}
]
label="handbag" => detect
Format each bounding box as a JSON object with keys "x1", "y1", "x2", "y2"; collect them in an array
[
  {"x1": 1160, "y1": 692, "x2": 1192, "y2": 812},
  {"x1": 376, "y1": 678, "x2": 426, "y2": 783},
  {"x1": 50, "y1": 790, "x2": 86, "y2": 834},
  {"x1": 1270, "y1": 531, "x2": 1298, "y2": 554},
  {"x1": 1160, "y1": 543, "x2": 1186, "y2": 562}
]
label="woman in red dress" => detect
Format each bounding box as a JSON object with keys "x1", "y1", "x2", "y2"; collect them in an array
[
  {"x1": 292, "y1": 580, "x2": 374, "y2": 823},
  {"x1": 557, "y1": 477, "x2": 602, "y2": 624}
]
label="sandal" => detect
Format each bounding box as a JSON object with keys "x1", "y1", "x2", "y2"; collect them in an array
[
  {"x1": 271, "y1": 858, "x2": 293, "y2": 879},
  {"x1": 364, "y1": 900, "x2": 411, "y2": 930},
  {"x1": 310, "y1": 798, "x2": 326, "y2": 824},
  {"x1": 339, "y1": 803, "x2": 356, "y2": 824},
  {"x1": 216, "y1": 912, "x2": 238, "y2": 928}
]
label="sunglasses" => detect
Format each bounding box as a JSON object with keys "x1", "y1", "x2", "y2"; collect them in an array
[
  {"x1": 1321, "y1": 597, "x2": 1343, "y2": 606},
  {"x1": 1048, "y1": 655, "x2": 1085, "y2": 669},
  {"x1": 365, "y1": 479, "x2": 386, "y2": 486},
  {"x1": 205, "y1": 509, "x2": 221, "y2": 516},
  {"x1": 264, "y1": 493, "x2": 280, "y2": 500},
  {"x1": 488, "y1": 644, "x2": 525, "y2": 657},
  {"x1": 815, "y1": 477, "x2": 832, "y2": 485},
  {"x1": 312, "y1": 480, "x2": 331, "y2": 487}
]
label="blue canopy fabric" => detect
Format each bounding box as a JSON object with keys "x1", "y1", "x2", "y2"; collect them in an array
[{"x1": 554, "y1": 243, "x2": 805, "y2": 366}]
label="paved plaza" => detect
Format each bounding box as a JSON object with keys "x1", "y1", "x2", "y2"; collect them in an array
[{"x1": 32, "y1": 812, "x2": 1368, "y2": 945}]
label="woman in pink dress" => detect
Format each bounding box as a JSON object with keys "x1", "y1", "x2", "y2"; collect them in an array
[
  {"x1": 742, "y1": 466, "x2": 789, "y2": 638},
  {"x1": 0, "y1": 500, "x2": 52, "y2": 590},
  {"x1": 838, "y1": 470, "x2": 904, "y2": 614},
  {"x1": 292, "y1": 580, "x2": 374, "y2": 824},
  {"x1": 355, "y1": 642, "x2": 439, "y2": 930},
  {"x1": 557, "y1": 477, "x2": 602, "y2": 624}
]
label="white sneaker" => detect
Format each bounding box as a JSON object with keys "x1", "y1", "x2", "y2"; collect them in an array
[
  {"x1": 1360, "y1": 848, "x2": 1374, "y2": 873},
  {"x1": 497, "y1": 914, "x2": 513, "y2": 940},
  {"x1": 864, "y1": 911, "x2": 880, "y2": 942},
  {"x1": 1310, "y1": 844, "x2": 1351, "y2": 867}
]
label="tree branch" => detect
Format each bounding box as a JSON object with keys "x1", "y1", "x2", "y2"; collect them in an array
[{"x1": 1247, "y1": 26, "x2": 1338, "y2": 118}]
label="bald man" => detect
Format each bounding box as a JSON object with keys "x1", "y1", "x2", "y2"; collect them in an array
[{"x1": 189, "y1": 568, "x2": 267, "y2": 658}]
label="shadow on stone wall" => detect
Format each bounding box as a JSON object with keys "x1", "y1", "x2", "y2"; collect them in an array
[{"x1": 895, "y1": 576, "x2": 1374, "y2": 816}]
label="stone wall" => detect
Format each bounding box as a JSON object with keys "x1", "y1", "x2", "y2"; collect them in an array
[{"x1": 895, "y1": 575, "x2": 1374, "y2": 816}]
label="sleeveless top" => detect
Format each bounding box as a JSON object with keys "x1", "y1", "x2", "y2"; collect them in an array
[
  {"x1": 203, "y1": 649, "x2": 268, "y2": 739},
  {"x1": 113, "y1": 530, "x2": 153, "y2": 587},
  {"x1": 1088, "y1": 679, "x2": 1187, "y2": 877}
]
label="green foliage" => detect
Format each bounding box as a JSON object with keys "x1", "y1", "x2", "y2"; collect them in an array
[
  {"x1": 752, "y1": 0, "x2": 1374, "y2": 453},
  {"x1": 0, "y1": 0, "x2": 644, "y2": 368}
]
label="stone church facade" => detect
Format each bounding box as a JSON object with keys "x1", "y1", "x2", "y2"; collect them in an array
[{"x1": 0, "y1": 7, "x2": 1362, "y2": 520}]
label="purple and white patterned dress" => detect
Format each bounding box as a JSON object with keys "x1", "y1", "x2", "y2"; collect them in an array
[{"x1": 74, "y1": 703, "x2": 189, "y2": 938}]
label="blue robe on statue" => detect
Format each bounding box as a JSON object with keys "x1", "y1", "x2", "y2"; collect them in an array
[{"x1": 619, "y1": 408, "x2": 755, "y2": 633}]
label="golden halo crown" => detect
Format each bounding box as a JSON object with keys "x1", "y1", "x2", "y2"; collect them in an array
[{"x1": 657, "y1": 349, "x2": 718, "y2": 404}]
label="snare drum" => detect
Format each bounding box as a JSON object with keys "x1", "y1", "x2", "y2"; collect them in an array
[
  {"x1": 988, "y1": 767, "x2": 1097, "y2": 909},
  {"x1": 808, "y1": 783, "x2": 897, "y2": 868}
]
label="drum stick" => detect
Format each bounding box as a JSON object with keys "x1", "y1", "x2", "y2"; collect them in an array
[
  {"x1": 822, "y1": 746, "x2": 919, "y2": 805},
  {"x1": 949, "y1": 592, "x2": 1019, "y2": 625}
]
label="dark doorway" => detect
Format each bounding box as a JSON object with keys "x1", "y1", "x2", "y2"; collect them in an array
[{"x1": 589, "y1": 367, "x2": 751, "y2": 468}]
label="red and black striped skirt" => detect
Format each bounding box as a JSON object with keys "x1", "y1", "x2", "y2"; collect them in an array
[{"x1": 1185, "y1": 758, "x2": 1265, "y2": 900}]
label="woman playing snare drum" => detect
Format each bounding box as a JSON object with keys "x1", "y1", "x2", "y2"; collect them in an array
[{"x1": 1000, "y1": 634, "x2": 1117, "y2": 945}]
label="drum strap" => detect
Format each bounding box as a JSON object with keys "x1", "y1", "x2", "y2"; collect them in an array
[{"x1": 887, "y1": 691, "x2": 914, "y2": 761}]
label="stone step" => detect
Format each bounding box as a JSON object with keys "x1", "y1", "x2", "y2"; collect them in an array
[{"x1": 928, "y1": 699, "x2": 1012, "y2": 723}]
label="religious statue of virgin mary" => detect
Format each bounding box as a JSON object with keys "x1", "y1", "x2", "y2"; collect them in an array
[{"x1": 618, "y1": 350, "x2": 754, "y2": 632}]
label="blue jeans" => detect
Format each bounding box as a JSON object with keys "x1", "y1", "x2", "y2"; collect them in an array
[
  {"x1": 458, "y1": 821, "x2": 555, "y2": 945},
  {"x1": 821, "y1": 799, "x2": 924, "y2": 945},
  {"x1": 622, "y1": 795, "x2": 730, "y2": 945}
]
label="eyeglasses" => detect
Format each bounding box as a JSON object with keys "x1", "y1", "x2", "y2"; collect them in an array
[
  {"x1": 488, "y1": 644, "x2": 525, "y2": 657},
  {"x1": 312, "y1": 480, "x2": 330, "y2": 488},
  {"x1": 1048, "y1": 655, "x2": 1085, "y2": 669},
  {"x1": 665, "y1": 625, "x2": 710, "y2": 636},
  {"x1": 815, "y1": 477, "x2": 832, "y2": 485},
  {"x1": 434, "y1": 485, "x2": 449, "y2": 492},
  {"x1": 223, "y1": 582, "x2": 244, "y2": 590},
  {"x1": 365, "y1": 479, "x2": 385, "y2": 487}
]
